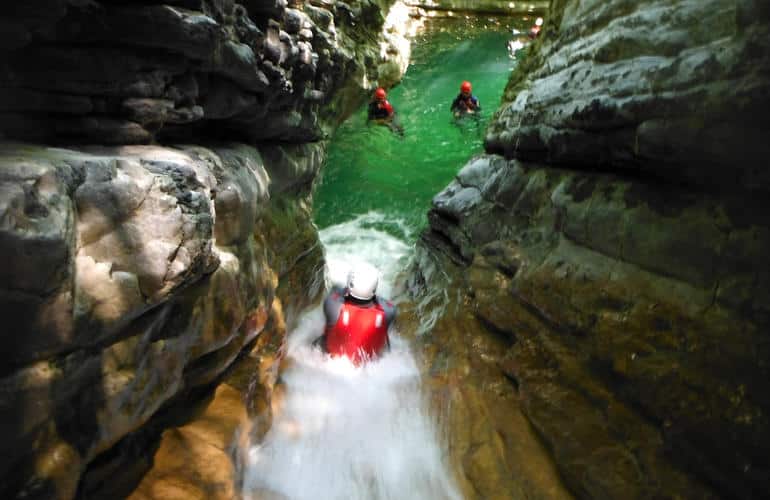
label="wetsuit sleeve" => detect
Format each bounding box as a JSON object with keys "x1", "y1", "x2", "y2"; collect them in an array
[
  {"x1": 315, "y1": 287, "x2": 345, "y2": 351},
  {"x1": 323, "y1": 286, "x2": 345, "y2": 327},
  {"x1": 450, "y1": 95, "x2": 461, "y2": 111},
  {"x1": 473, "y1": 96, "x2": 480, "y2": 110}
]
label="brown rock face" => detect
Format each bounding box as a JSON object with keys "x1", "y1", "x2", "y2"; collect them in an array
[
  {"x1": 399, "y1": 278, "x2": 574, "y2": 500},
  {"x1": 418, "y1": 0, "x2": 770, "y2": 498}
]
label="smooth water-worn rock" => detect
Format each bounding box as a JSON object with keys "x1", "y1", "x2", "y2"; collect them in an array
[
  {"x1": 419, "y1": 0, "x2": 770, "y2": 498},
  {"x1": 0, "y1": 136, "x2": 330, "y2": 499},
  {"x1": 399, "y1": 256, "x2": 574, "y2": 500},
  {"x1": 425, "y1": 154, "x2": 770, "y2": 498},
  {"x1": 0, "y1": 143, "x2": 282, "y2": 498}
]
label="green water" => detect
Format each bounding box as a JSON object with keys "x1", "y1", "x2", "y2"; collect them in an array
[{"x1": 314, "y1": 16, "x2": 534, "y2": 236}]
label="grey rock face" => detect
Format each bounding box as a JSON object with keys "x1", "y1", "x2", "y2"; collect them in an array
[
  {"x1": 425, "y1": 156, "x2": 770, "y2": 499},
  {"x1": 0, "y1": 0, "x2": 403, "y2": 144},
  {"x1": 486, "y1": 0, "x2": 770, "y2": 193},
  {"x1": 0, "y1": 2, "x2": 417, "y2": 497},
  {"x1": 421, "y1": 0, "x2": 770, "y2": 498},
  {"x1": 0, "y1": 142, "x2": 319, "y2": 498}
]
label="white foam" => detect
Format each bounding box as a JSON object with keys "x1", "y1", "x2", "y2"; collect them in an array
[
  {"x1": 241, "y1": 213, "x2": 460, "y2": 500},
  {"x1": 318, "y1": 212, "x2": 413, "y2": 298}
]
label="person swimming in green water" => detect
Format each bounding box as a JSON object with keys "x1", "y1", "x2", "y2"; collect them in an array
[
  {"x1": 367, "y1": 87, "x2": 404, "y2": 137},
  {"x1": 451, "y1": 80, "x2": 481, "y2": 118}
]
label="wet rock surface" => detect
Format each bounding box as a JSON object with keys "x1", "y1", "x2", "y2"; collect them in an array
[
  {"x1": 423, "y1": 157, "x2": 770, "y2": 498},
  {"x1": 400, "y1": 260, "x2": 574, "y2": 500},
  {"x1": 0, "y1": 1, "x2": 413, "y2": 498},
  {"x1": 419, "y1": 0, "x2": 770, "y2": 498},
  {"x1": 486, "y1": 0, "x2": 770, "y2": 193},
  {"x1": 0, "y1": 0, "x2": 407, "y2": 144},
  {"x1": 0, "y1": 143, "x2": 285, "y2": 498}
]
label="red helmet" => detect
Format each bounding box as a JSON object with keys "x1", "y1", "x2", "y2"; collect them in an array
[
  {"x1": 460, "y1": 81, "x2": 472, "y2": 93},
  {"x1": 374, "y1": 87, "x2": 386, "y2": 100}
]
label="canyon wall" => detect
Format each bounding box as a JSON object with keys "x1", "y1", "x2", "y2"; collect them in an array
[
  {"x1": 0, "y1": 0, "x2": 408, "y2": 144},
  {"x1": 405, "y1": 1, "x2": 549, "y2": 15},
  {"x1": 0, "y1": 1, "x2": 410, "y2": 498},
  {"x1": 419, "y1": 0, "x2": 770, "y2": 498}
]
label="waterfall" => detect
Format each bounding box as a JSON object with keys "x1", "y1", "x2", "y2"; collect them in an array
[{"x1": 241, "y1": 213, "x2": 461, "y2": 500}]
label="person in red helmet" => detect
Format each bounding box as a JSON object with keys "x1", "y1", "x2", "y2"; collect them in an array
[
  {"x1": 451, "y1": 81, "x2": 481, "y2": 117},
  {"x1": 367, "y1": 87, "x2": 404, "y2": 136},
  {"x1": 315, "y1": 262, "x2": 396, "y2": 365},
  {"x1": 368, "y1": 87, "x2": 395, "y2": 122},
  {"x1": 528, "y1": 17, "x2": 544, "y2": 39}
]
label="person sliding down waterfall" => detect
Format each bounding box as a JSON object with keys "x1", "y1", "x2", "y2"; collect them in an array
[
  {"x1": 451, "y1": 80, "x2": 481, "y2": 118},
  {"x1": 314, "y1": 262, "x2": 396, "y2": 365}
]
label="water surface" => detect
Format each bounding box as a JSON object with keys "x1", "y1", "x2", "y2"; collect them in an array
[
  {"x1": 243, "y1": 16, "x2": 535, "y2": 500},
  {"x1": 314, "y1": 16, "x2": 534, "y2": 234}
]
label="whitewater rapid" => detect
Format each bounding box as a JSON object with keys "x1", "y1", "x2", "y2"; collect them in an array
[{"x1": 241, "y1": 213, "x2": 461, "y2": 500}]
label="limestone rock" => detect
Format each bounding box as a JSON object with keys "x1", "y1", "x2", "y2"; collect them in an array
[
  {"x1": 0, "y1": 0, "x2": 410, "y2": 145},
  {"x1": 0, "y1": 2, "x2": 415, "y2": 498},
  {"x1": 425, "y1": 3, "x2": 770, "y2": 478},
  {"x1": 485, "y1": 0, "x2": 770, "y2": 193},
  {"x1": 0, "y1": 141, "x2": 325, "y2": 499}
]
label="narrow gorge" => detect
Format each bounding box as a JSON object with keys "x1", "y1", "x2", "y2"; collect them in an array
[{"x1": 1, "y1": 1, "x2": 768, "y2": 499}]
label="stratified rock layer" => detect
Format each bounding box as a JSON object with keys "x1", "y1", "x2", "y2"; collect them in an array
[
  {"x1": 420, "y1": 0, "x2": 770, "y2": 498},
  {"x1": 487, "y1": 0, "x2": 770, "y2": 194},
  {"x1": 0, "y1": 0, "x2": 406, "y2": 144}
]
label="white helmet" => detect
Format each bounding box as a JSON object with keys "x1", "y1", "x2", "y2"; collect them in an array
[{"x1": 347, "y1": 262, "x2": 379, "y2": 300}]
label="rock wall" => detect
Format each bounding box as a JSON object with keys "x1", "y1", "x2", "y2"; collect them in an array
[
  {"x1": 0, "y1": 142, "x2": 322, "y2": 499},
  {"x1": 420, "y1": 0, "x2": 770, "y2": 498},
  {"x1": 0, "y1": 1, "x2": 412, "y2": 498},
  {"x1": 405, "y1": 1, "x2": 549, "y2": 15},
  {"x1": 0, "y1": 0, "x2": 405, "y2": 144}
]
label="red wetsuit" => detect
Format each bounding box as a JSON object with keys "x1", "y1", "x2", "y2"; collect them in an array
[{"x1": 322, "y1": 287, "x2": 396, "y2": 364}]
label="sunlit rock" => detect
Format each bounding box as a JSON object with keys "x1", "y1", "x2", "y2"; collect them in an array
[{"x1": 0, "y1": 140, "x2": 320, "y2": 499}]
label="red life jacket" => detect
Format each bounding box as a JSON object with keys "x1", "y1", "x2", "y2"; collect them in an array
[{"x1": 325, "y1": 301, "x2": 389, "y2": 364}]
